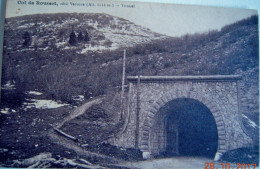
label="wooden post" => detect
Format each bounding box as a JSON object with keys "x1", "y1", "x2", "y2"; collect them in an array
[
  {"x1": 54, "y1": 128, "x2": 78, "y2": 141},
  {"x1": 135, "y1": 75, "x2": 141, "y2": 149}
]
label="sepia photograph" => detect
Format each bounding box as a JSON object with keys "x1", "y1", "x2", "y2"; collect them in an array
[{"x1": 0, "y1": 0, "x2": 259, "y2": 168}]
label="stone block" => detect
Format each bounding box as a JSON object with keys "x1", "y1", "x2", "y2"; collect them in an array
[
  {"x1": 144, "y1": 121, "x2": 152, "y2": 128},
  {"x1": 170, "y1": 92, "x2": 177, "y2": 100},
  {"x1": 217, "y1": 125, "x2": 225, "y2": 131},
  {"x1": 186, "y1": 91, "x2": 191, "y2": 98},
  {"x1": 213, "y1": 113, "x2": 221, "y2": 121},
  {"x1": 147, "y1": 111, "x2": 155, "y2": 118},
  {"x1": 141, "y1": 145, "x2": 149, "y2": 150},
  {"x1": 165, "y1": 93, "x2": 172, "y2": 101},
  {"x1": 143, "y1": 131, "x2": 149, "y2": 136},
  {"x1": 219, "y1": 145, "x2": 226, "y2": 150},
  {"x1": 218, "y1": 140, "x2": 226, "y2": 145},
  {"x1": 178, "y1": 90, "x2": 184, "y2": 98},
  {"x1": 161, "y1": 96, "x2": 168, "y2": 104},
  {"x1": 214, "y1": 152, "x2": 223, "y2": 161},
  {"x1": 216, "y1": 120, "x2": 225, "y2": 127},
  {"x1": 182, "y1": 90, "x2": 188, "y2": 98},
  {"x1": 175, "y1": 90, "x2": 179, "y2": 98},
  {"x1": 153, "y1": 103, "x2": 161, "y2": 110},
  {"x1": 218, "y1": 130, "x2": 225, "y2": 136},
  {"x1": 211, "y1": 106, "x2": 218, "y2": 113},
  {"x1": 156, "y1": 99, "x2": 164, "y2": 107},
  {"x1": 142, "y1": 125, "x2": 150, "y2": 131},
  {"x1": 142, "y1": 135, "x2": 149, "y2": 140},
  {"x1": 142, "y1": 152, "x2": 151, "y2": 159}
]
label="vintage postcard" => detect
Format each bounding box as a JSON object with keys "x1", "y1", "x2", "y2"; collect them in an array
[{"x1": 0, "y1": 0, "x2": 259, "y2": 168}]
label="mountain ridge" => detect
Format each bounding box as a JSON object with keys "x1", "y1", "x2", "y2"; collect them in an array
[{"x1": 4, "y1": 13, "x2": 166, "y2": 54}]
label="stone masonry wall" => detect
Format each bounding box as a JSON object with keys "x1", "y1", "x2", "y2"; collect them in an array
[{"x1": 111, "y1": 78, "x2": 254, "y2": 156}]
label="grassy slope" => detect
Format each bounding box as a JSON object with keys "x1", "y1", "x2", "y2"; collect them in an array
[
  {"x1": 0, "y1": 14, "x2": 258, "y2": 165},
  {"x1": 1, "y1": 14, "x2": 258, "y2": 135},
  {"x1": 2, "y1": 15, "x2": 258, "y2": 101}
]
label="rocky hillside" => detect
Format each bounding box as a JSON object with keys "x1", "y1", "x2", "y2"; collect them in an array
[{"x1": 4, "y1": 13, "x2": 165, "y2": 54}]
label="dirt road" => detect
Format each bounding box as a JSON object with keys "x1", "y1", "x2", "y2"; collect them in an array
[{"x1": 56, "y1": 97, "x2": 103, "y2": 128}]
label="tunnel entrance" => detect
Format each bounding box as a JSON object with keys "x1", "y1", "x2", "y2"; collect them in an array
[{"x1": 150, "y1": 98, "x2": 218, "y2": 158}]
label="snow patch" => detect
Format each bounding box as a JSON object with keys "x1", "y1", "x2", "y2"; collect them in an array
[
  {"x1": 28, "y1": 91, "x2": 43, "y2": 96},
  {"x1": 72, "y1": 95, "x2": 84, "y2": 102},
  {"x1": 23, "y1": 99, "x2": 69, "y2": 109},
  {"x1": 2, "y1": 81, "x2": 16, "y2": 90},
  {"x1": 0, "y1": 108, "x2": 10, "y2": 114},
  {"x1": 43, "y1": 47, "x2": 49, "y2": 51},
  {"x1": 242, "y1": 114, "x2": 259, "y2": 129},
  {"x1": 56, "y1": 41, "x2": 67, "y2": 48},
  {"x1": 0, "y1": 108, "x2": 16, "y2": 114},
  {"x1": 17, "y1": 24, "x2": 31, "y2": 29},
  {"x1": 79, "y1": 44, "x2": 115, "y2": 54},
  {"x1": 101, "y1": 63, "x2": 109, "y2": 68}
]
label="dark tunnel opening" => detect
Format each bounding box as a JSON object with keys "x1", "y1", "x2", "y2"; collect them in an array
[{"x1": 150, "y1": 98, "x2": 218, "y2": 158}]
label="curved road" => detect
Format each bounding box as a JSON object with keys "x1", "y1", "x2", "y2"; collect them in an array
[{"x1": 56, "y1": 97, "x2": 103, "y2": 128}]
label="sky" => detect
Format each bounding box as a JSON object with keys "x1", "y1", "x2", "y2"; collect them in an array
[{"x1": 4, "y1": 0, "x2": 258, "y2": 37}]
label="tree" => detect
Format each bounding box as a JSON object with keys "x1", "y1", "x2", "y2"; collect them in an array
[
  {"x1": 84, "y1": 31, "x2": 90, "y2": 42},
  {"x1": 78, "y1": 32, "x2": 84, "y2": 42},
  {"x1": 22, "y1": 31, "x2": 31, "y2": 47},
  {"x1": 69, "y1": 31, "x2": 77, "y2": 45}
]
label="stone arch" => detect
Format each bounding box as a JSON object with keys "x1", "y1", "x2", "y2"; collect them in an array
[{"x1": 140, "y1": 90, "x2": 227, "y2": 159}]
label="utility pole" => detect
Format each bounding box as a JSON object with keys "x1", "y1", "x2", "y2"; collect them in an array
[
  {"x1": 135, "y1": 74, "x2": 141, "y2": 149},
  {"x1": 121, "y1": 49, "x2": 126, "y2": 120},
  {"x1": 121, "y1": 49, "x2": 126, "y2": 101},
  {"x1": 135, "y1": 57, "x2": 142, "y2": 150}
]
